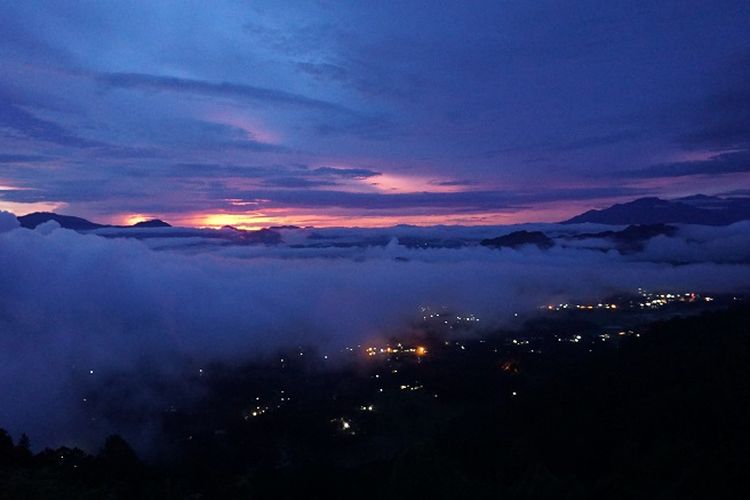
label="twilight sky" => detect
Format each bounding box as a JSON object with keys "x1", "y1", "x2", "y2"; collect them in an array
[{"x1": 1, "y1": 0, "x2": 749, "y2": 228}]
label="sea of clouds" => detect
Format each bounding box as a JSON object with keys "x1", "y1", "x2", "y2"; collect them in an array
[{"x1": 1, "y1": 210, "x2": 749, "y2": 449}]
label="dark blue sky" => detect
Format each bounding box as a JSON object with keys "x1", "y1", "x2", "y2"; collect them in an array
[{"x1": 1, "y1": 1, "x2": 749, "y2": 227}]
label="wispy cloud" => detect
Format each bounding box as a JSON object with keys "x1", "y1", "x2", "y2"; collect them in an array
[
  {"x1": 619, "y1": 150, "x2": 750, "y2": 178},
  {"x1": 312, "y1": 166, "x2": 381, "y2": 179},
  {"x1": 96, "y1": 72, "x2": 352, "y2": 113},
  {"x1": 0, "y1": 94, "x2": 103, "y2": 148}
]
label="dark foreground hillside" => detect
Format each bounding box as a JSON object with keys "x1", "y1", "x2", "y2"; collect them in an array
[{"x1": 1, "y1": 306, "x2": 749, "y2": 499}]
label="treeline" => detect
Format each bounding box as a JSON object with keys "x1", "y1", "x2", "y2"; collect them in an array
[{"x1": 0, "y1": 432, "x2": 169, "y2": 499}]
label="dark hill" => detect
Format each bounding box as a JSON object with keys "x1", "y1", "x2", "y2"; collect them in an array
[
  {"x1": 17, "y1": 212, "x2": 173, "y2": 230},
  {"x1": 481, "y1": 230, "x2": 554, "y2": 250},
  {"x1": 570, "y1": 223, "x2": 677, "y2": 252},
  {"x1": 17, "y1": 212, "x2": 106, "y2": 230},
  {"x1": 563, "y1": 195, "x2": 750, "y2": 225},
  {"x1": 132, "y1": 219, "x2": 171, "y2": 228},
  {"x1": 573, "y1": 223, "x2": 677, "y2": 242}
]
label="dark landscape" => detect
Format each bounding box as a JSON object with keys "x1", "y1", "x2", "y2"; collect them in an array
[
  {"x1": 2, "y1": 294, "x2": 748, "y2": 499},
  {"x1": 2, "y1": 2, "x2": 750, "y2": 498}
]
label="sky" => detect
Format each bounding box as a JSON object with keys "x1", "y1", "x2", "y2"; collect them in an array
[{"x1": 1, "y1": 0, "x2": 749, "y2": 228}]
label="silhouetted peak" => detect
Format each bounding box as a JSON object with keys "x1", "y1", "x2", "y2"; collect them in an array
[
  {"x1": 563, "y1": 195, "x2": 750, "y2": 225},
  {"x1": 481, "y1": 230, "x2": 554, "y2": 250},
  {"x1": 17, "y1": 212, "x2": 105, "y2": 230},
  {"x1": 132, "y1": 219, "x2": 171, "y2": 228}
]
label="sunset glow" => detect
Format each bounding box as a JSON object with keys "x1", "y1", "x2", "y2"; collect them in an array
[
  {"x1": 174, "y1": 204, "x2": 583, "y2": 230},
  {"x1": 120, "y1": 214, "x2": 153, "y2": 226}
]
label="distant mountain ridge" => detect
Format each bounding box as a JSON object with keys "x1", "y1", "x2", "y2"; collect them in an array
[
  {"x1": 481, "y1": 230, "x2": 554, "y2": 250},
  {"x1": 16, "y1": 194, "x2": 750, "y2": 234},
  {"x1": 17, "y1": 212, "x2": 171, "y2": 230},
  {"x1": 563, "y1": 195, "x2": 750, "y2": 225},
  {"x1": 480, "y1": 224, "x2": 674, "y2": 253},
  {"x1": 131, "y1": 219, "x2": 171, "y2": 228},
  {"x1": 14, "y1": 211, "x2": 282, "y2": 245}
]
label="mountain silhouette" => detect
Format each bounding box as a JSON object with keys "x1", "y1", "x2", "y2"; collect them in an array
[
  {"x1": 563, "y1": 195, "x2": 750, "y2": 225},
  {"x1": 17, "y1": 212, "x2": 171, "y2": 230}
]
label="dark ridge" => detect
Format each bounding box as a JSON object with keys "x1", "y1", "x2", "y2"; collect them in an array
[
  {"x1": 481, "y1": 230, "x2": 554, "y2": 250},
  {"x1": 17, "y1": 212, "x2": 106, "y2": 230},
  {"x1": 563, "y1": 195, "x2": 750, "y2": 225},
  {"x1": 16, "y1": 212, "x2": 173, "y2": 231},
  {"x1": 569, "y1": 223, "x2": 677, "y2": 253},
  {"x1": 572, "y1": 223, "x2": 677, "y2": 242},
  {"x1": 132, "y1": 219, "x2": 171, "y2": 228}
]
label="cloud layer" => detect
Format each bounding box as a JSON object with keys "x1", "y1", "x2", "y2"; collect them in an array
[{"x1": 1, "y1": 218, "x2": 749, "y2": 448}]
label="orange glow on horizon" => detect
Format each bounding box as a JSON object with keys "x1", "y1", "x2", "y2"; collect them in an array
[
  {"x1": 120, "y1": 214, "x2": 152, "y2": 226},
  {"x1": 187, "y1": 212, "x2": 282, "y2": 229},
  {"x1": 2, "y1": 185, "x2": 663, "y2": 230},
  {"x1": 168, "y1": 202, "x2": 584, "y2": 230}
]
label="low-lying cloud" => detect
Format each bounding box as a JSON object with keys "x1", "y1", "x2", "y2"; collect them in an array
[{"x1": 1, "y1": 214, "x2": 749, "y2": 449}]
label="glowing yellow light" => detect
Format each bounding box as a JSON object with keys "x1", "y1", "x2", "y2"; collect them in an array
[{"x1": 121, "y1": 213, "x2": 152, "y2": 226}]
